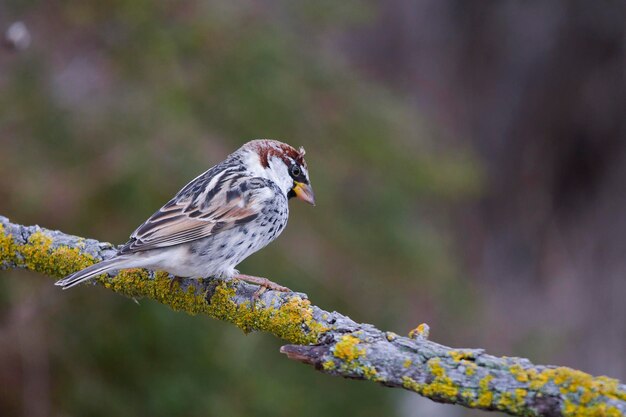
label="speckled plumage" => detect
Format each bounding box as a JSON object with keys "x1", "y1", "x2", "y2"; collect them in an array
[{"x1": 55, "y1": 139, "x2": 314, "y2": 289}]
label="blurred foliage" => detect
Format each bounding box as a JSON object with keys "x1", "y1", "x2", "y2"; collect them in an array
[{"x1": 0, "y1": 1, "x2": 483, "y2": 416}]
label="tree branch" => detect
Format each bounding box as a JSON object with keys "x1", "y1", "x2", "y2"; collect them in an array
[{"x1": 1, "y1": 215, "x2": 624, "y2": 417}]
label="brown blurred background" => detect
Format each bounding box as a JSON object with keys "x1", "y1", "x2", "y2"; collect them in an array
[{"x1": 1, "y1": 1, "x2": 624, "y2": 416}]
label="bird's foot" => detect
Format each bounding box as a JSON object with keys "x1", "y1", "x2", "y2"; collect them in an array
[{"x1": 233, "y1": 273, "x2": 291, "y2": 308}]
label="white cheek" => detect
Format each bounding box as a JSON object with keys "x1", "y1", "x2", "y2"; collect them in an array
[{"x1": 266, "y1": 157, "x2": 293, "y2": 195}]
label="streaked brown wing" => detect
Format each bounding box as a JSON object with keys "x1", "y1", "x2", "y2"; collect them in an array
[{"x1": 119, "y1": 177, "x2": 269, "y2": 254}]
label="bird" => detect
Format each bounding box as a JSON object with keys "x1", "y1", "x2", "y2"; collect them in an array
[{"x1": 55, "y1": 139, "x2": 315, "y2": 293}]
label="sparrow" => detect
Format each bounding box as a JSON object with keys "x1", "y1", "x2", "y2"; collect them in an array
[{"x1": 55, "y1": 139, "x2": 315, "y2": 293}]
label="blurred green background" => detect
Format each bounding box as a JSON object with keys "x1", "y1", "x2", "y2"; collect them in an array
[{"x1": 1, "y1": 1, "x2": 624, "y2": 416}]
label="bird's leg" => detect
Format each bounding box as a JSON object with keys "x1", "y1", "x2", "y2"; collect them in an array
[
  {"x1": 233, "y1": 273, "x2": 291, "y2": 292},
  {"x1": 233, "y1": 273, "x2": 291, "y2": 306}
]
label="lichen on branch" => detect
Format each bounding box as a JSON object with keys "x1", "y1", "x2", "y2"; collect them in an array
[
  {"x1": 0, "y1": 216, "x2": 327, "y2": 345},
  {"x1": 1, "y1": 215, "x2": 625, "y2": 417}
]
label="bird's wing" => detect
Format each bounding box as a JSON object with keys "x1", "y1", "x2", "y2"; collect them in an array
[{"x1": 119, "y1": 175, "x2": 275, "y2": 254}]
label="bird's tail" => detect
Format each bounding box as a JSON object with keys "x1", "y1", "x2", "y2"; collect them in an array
[{"x1": 55, "y1": 256, "x2": 134, "y2": 289}]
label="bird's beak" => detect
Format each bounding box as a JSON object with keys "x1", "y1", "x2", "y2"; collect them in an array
[{"x1": 292, "y1": 182, "x2": 315, "y2": 205}]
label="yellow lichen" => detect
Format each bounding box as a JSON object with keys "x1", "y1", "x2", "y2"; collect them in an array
[
  {"x1": 429, "y1": 358, "x2": 446, "y2": 377},
  {"x1": 497, "y1": 389, "x2": 527, "y2": 414},
  {"x1": 330, "y1": 334, "x2": 382, "y2": 380},
  {"x1": 106, "y1": 274, "x2": 329, "y2": 344},
  {"x1": 421, "y1": 358, "x2": 459, "y2": 399},
  {"x1": 408, "y1": 323, "x2": 430, "y2": 339},
  {"x1": 473, "y1": 375, "x2": 494, "y2": 408},
  {"x1": 402, "y1": 358, "x2": 459, "y2": 401},
  {"x1": 461, "y1": 389, "x2": 474, "y2": 400},
  {"x1": 386, "y1": 331, "x2": 398, "y2": 341},
  {"x1": 363, "y1": 366, "x2": 378, "y2": 379},
  {"x1": 402, "y1": 376, "x2": 421, "y2": 392},
  {"x1": 508, "y1": 363, "x2": 626, "y2": 417},
  {"x1": 333, "y1": 335, "x2": 365, "y2": 362},
  {"x1": 403, "y1": 358, "x2": 413, "y2": 368},
  {"x1": 449, "y1": 350, "x2": 474, "y2": 362},
  {"x1": 0, "y1": 226, "x2": 329, "y2": 345},
  {"x1": 3, "y1": 229, "x2": 96, "y2": 278},
  {"x1": 400, "y1": 358, "x2": 459, "y2": 400},
  {"x1": 0, "y1": 224, "x2": 17, "y2": 265},
  {"x1": 465, "y1": 362, "x2": 477, "y2": 376},
  {"x1": 510, "y1": 364, "x2": 529, "y2": 383},
  {"x1": 563, "y1": 402, "x2": 622, "y2": 417},
  {"x1": 322, "y1": 360, "x2": 336, "y2": 371},
  {"x1": 202, "y1": 284, "x2": 328, "y2": 344}
]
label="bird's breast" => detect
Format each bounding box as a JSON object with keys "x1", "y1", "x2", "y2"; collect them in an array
[{"x1": 180, "y1": 199, "x2": 289, "y2": 277}]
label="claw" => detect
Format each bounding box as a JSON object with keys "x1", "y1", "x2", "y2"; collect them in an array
[{"x1": 251, "y1": 286, "x2": 268, "y2": 310}]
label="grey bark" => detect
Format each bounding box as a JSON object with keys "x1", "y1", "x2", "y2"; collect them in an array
[{"x1": 1, "y1": 215, "x2": 624, "y2": 417}]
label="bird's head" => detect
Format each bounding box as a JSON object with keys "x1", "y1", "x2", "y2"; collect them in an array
[{"x1": 239, "y1": 139, "x2": 315, "y2": 205}]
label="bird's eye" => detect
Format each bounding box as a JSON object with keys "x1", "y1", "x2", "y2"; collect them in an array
[{"x1": 290, "y1": 165, "x2": 301, "y2": 177}]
